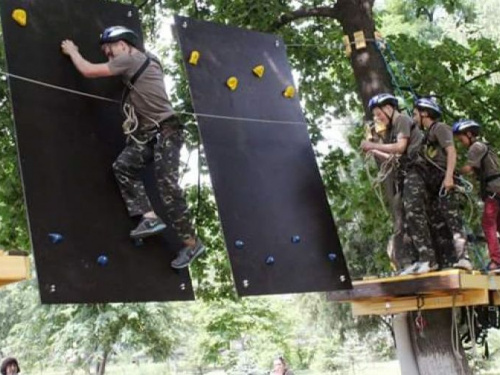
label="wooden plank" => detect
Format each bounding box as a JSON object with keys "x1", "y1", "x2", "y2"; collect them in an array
[
  {"x1": 351, "y1": 290, "x2": 489, "y2": 316},
  {"x1": 460, "y1": 273, "x2": 488, "y2": 289},
  {"x1": 0, "y1": 255, "x2": 30, "y2": 286},
  {"x1": 487, "y1": 275, "x2": 500, "y2": 291},
  {"x1": 328, "y1": 270, "x2": 491, "y2": 302}
]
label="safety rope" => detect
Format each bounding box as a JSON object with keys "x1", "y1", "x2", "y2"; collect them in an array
[
  {"x1": 0, "y1": 69, "x2": 316, "y2": 127},
  {"x1": 451, "y1": 293, "x2": 463, "y2": 360},
  {"x1": 465, "y1": 306, "x2": 478, "y2": 365},
  {"x1": 363, "y1": 153, "x2": 399, "y2": 216}
]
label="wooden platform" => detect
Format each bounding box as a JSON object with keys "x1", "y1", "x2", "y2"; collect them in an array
[
  {"x1": 328, "y1": 269, "x2": 500, "y2": 316},
  {"x1": 0, "y1": 250, "x2": 30, "y2": 287}
]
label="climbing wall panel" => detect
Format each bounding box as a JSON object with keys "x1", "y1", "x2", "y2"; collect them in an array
[
  {"x1": 0, "y1": 0, "x2": 194, "y2": 303},
  {"x1": 175, "y1": 16, "x2": 352, "y2": 296}
]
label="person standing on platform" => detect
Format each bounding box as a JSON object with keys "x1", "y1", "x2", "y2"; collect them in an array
[
  {"x1": 361, "y1": 93, "x2": 436, "y2": 275},
  {"x1": 413, "y1": 98, "x2": 472, "y2": 271},
  {"x1": 453, "y1": 119, "x2": 500, "y2": 273}
]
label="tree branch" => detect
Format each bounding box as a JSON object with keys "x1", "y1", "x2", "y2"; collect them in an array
[
  {"x1": 462, "y1": 68, "x2": 500, "y2": 86},
  {"x1": 273, "y1": 6, "x2": 340, "y2": 29}
]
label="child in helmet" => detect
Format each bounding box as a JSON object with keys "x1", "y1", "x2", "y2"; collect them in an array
[
  {"x1": 61, "y1": 27, "x2": 204, "y2": 269},
  {"x1": 361, "y1": 93, "x2": 436, "y2": 275},
  {"x1": 453, "y1": 120, "x2": 500, "y2": 273},
  {"x1": 413, "y1": 98, "x2": 472, "y2": 271}
]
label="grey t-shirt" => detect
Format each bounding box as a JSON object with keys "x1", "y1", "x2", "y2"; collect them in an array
[
  {"x1": 383, "y1": 112, "x2": 423, "y2": 161},
  {"x1": 423, "y1": 122, "x2": 454, "y2": 168},
  {"x1": 466, "y1": 142, "x2": 500, "y2": 193},
  {"x1": 108, "y1": 51, "x2": 174, "y2": 130}
]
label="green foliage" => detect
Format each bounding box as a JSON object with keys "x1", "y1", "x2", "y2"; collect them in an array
[
  {"x1": 0, "y1": 29, "x2": 29, "y2": 251},
  {"x1": 0, "y1": 0, "x2": 500, "y2": 373}
]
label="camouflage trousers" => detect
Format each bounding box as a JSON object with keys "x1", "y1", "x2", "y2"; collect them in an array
[
  {"x1": 423, "y1": 166, "x2": 466, "y2": 264},
  {"x1": 401, "y1": 168, "x2": 436, "y2": 264},
  {"x1": 112, "y1": 117, "x2": 195, "y2": 240}
]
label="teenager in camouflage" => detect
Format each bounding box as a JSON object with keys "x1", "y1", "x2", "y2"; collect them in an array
[
  {"x1": 413, "y1": 98, "x2": 472, "y2": 271},
  {"x1": 61, "y1": 26, "x2": 204, "y2": 269},
  {"x1": 361, "y1": 93, "x2": 436, "y2": 275}
]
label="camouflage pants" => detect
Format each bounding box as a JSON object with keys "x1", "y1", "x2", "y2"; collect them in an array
[
  {"x1": 423, "y1": 167, "x2": 467, "y2": 263},
  {"x1": 112, "y1": 117, "x2": 195, "y2": 240},
  {"x1": 401, "y1": 168, "x2": 436, "y2": 264}
]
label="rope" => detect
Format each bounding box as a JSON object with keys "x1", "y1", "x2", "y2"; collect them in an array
[
  {"x1": 465, "y1": 306, "x2": 478, "y2": 365},
  {"x1": 451, "y1": 293, "x2": 463, "y2": 360},
  {"x1": 0, "y1": 70, "x2": 119, "y2": 103},
  {"x1": 363, "y1": 153, "x2": 394, "y2": 216},
  {"x1": 0, "y1": 69, "x2": 315, "y2": 127}
]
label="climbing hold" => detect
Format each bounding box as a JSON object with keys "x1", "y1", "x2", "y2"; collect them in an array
[
  {"x1": 189, "y1": 50, "x2": 200, "y2": 65},
  {"x1": 328, "y1": 253, "x2": 337, "y2": 262},
  {"x1": 97, "y1": 255, "x2": 109, "y2": 266},
  {"x1": 291, "y1": 235, "x2": 301, "y2": 244},
  {"x1": 252, "y1": 65, "x2": 265, "y2": 78},
  {"x1": 226, "y1": 76, "x2": 238, "y2": 91},
  {"x1": 242, "y1": 279, "x2": 250, "y2": 288},
  {"x1": 340, "y1": 275, "x2": 346, "y2": 282},
  {"x1": 235, "y1": 240, "x2": 245, "y2": 249},
  {"x1": 283, "y1": 86, "x2": 295, "y2": 98},
  {"x1": 48, "y1": 233, "x2": 63, "y2": 244},
  {"x1": 265, "y1": 256, "x2": 275, "y2": 265},
  {"x1": 180, "y1": 283, "x2": 186, "y2": 291},
  {"x1": 12, "y1": 9, "x2": 27, "y2": 27}
]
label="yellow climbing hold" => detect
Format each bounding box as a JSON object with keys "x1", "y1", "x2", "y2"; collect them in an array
[
  {"x1": 189, "y1": 50, "x2": 200, "y2": 65},
  {"x1": 283, "y1": 86, "x2": 295, "y2": 98},
  {"x1": 226, "y1": 76, "x2": 238, "y2": 91},
  {"x1": 252, "y1": 65, "x2": 265, "y2": 78},
  {"x1": 12, "y1": 9, "x2": 27, "y2": 27}
]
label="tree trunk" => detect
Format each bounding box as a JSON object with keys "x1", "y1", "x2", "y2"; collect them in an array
[
  {"x1": 334, "y1": 1, "x2": 473, "y2": 374},
  {"x1": 335, "y1": 0, "x2": 393, "y2": 119},
  {"x1": 96, "y1": 349, "x2": 109, "y2": 375},
  {"x1": 408, "y1": 309, "x2": 472, "y2": 375}
]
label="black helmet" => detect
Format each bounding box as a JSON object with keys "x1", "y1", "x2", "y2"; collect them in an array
[
  {"x1": 1, "y1": 357, "x2": 20, "y2": 375},
  {"x1": 368, "y1": 93, "x2": 399, "y2": 111},
  {"x1": 99, "y1": 26, "x2": 138, "y2": 47}
]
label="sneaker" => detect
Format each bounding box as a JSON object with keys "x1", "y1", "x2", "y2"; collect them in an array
[
  {"x1": 130, "y1": 217, "x2": 167, "y2": 239},
  {"x1": 399, "y1": 262, "x2": 420, "y2": 276},
  {"x1": 171, "y1": 239, "x2": 206, "y2": 269},
  {"x1": 453, "y1": 258, "x2": 473, "y2": 271},
  {"x1": 415, "y1": 261, "x2": 439, "y2": 274},
  {"x1": 486, "y1": 261, "x2": 500, "y2": 274}
]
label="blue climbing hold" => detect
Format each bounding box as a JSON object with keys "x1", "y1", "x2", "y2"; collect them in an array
[
  {"x1": 265, "y1": 256, "x2": 275, "y2": 265},
  {"x1": 291, "y1": 235, "x2": 301, "y2": 244},
  {"x1": 97, "y1": 255, "x2": 109, "y2": 266},
  {"x1": 235, "y1": 240, "x2": 245, "y2": 249},
  {"x1": 48, "y1": 233, "x2": 63, "y2": 244},
  {"x1": 328, "y1": 253, "x2": 337, "y2": 262}
]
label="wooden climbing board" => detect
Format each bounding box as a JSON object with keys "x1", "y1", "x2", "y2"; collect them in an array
[
  {"x1": 328, "y1": 269, "x2": 500, "y2": 316},
  {"x1": 0, "y1": 250, "x2": 30, "y2": 287}
]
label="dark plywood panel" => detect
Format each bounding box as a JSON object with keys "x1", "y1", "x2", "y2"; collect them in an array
[
  {"x1": 0, "y1": 0, "x2": 194, "y2": 303},
  {"x1": 175, "y1": 16, "x2": 352, "y2": 296}
]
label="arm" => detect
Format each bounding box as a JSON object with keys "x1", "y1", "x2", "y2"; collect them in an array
[
  {"x1": 443, "y1": 145, "x2": 457, "y2": 190},
  {"x1": 61, "y1": 40, "x2": 113, "y2": 78},
  {"x1": 369, "y1": 149, "x2": 391, "y2": 161},
  {"x1": 361, "y1": 137, "x2": 408, "y2": 155},
  {"x1": 460, "y1": 165, "x2": 474, "y2": 175}
]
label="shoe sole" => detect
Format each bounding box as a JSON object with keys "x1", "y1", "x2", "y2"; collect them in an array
[
  {"x1": 130, "y1": 223, "x2": 167, "y2": 239},
  {"x1": 171, "y1": 245, "x2": 206, "y2": 269}
]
